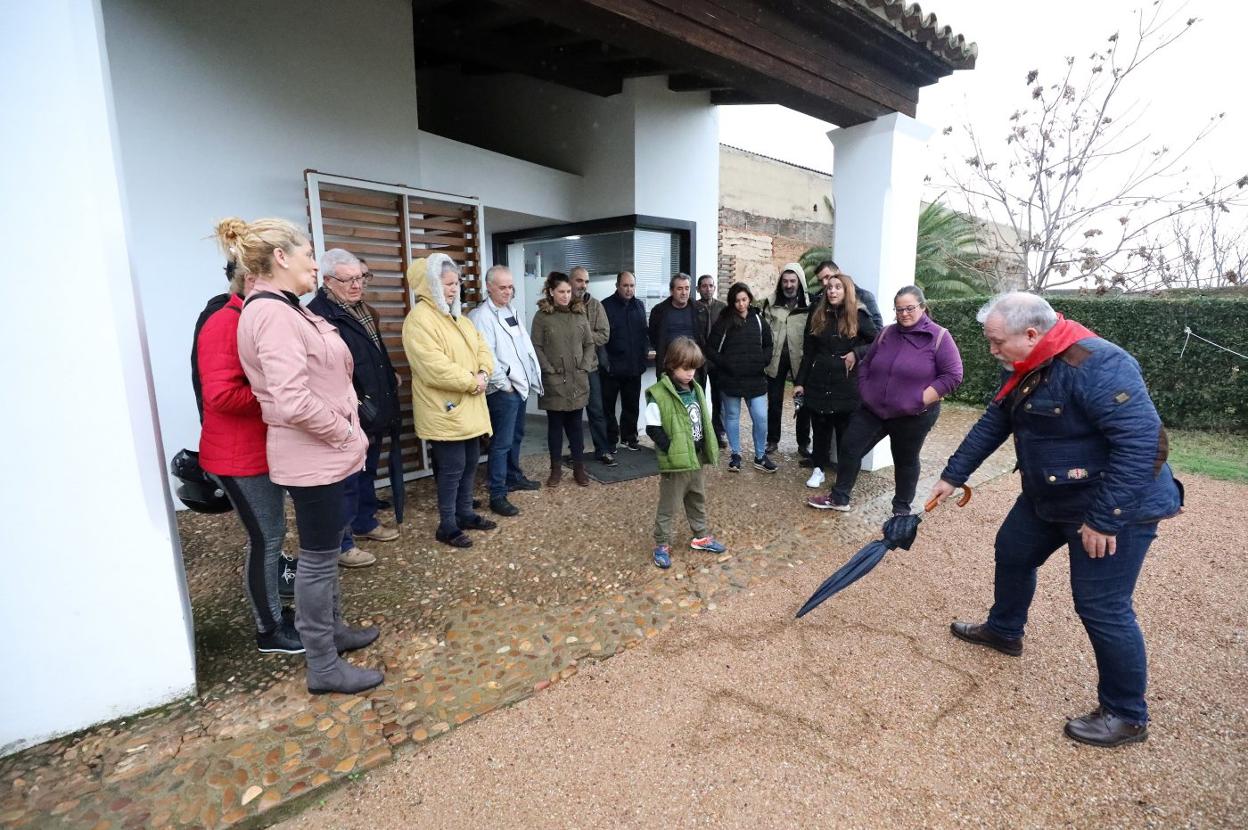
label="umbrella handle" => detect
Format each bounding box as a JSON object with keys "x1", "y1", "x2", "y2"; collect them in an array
[{"x1": 924, "y1": 484, "x2": 972, "y2": 513}]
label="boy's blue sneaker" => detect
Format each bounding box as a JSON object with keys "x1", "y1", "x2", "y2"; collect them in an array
[
  {"x1": 690, "y1": 535, "x2": 726, "y2": 554},
  {"x1": 653, "y1": 544, "x2": 672, "y2": 569},
  {"x1": 728, "y1": 453, "x2": 742, "y2": 472}
]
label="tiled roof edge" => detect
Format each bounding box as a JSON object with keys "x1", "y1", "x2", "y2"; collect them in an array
[{"x1": 855, "y1": 0, "x2": 978, "y2": 69}]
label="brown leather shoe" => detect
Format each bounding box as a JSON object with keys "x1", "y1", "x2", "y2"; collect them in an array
[
  {"x1": 1064, "y1": 707, "x2": 1148, "y2": 747},
  {"x1": 546, "y1": 461, "x2": 562, "y2": 488},
  {"x1": 950, "y1": 621, "x2": 1022, "y2": 656},
  {"x1": 573, "y1": 462, "x2": 590, "y2": 486}
]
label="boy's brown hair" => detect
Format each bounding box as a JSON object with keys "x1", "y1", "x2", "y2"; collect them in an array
[{"x1": 663, "y1": 336, "x2": 705, "y2": 373}]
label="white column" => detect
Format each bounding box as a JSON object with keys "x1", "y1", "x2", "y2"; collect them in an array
[
  {"x1": 827, "y1": 113, "x2": 934, "y2": 471},
  {"x1": 0, "y1": 0, "x2": 196, "y2": 756}
]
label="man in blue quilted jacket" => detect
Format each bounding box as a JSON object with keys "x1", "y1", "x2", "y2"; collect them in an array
[{"x1": 929, "y1": 292, "x2": 1183, "y2": 748}]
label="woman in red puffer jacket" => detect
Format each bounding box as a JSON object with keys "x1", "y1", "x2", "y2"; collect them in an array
[{"x1": 196, "y1": 260, "x2": 300, "y2": 656}]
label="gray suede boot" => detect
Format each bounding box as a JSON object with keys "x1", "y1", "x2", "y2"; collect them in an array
[
  {"x1": 295, "y1": 545, "x2": 383, "y2": 695},
  {"x1": 332, "y1": 580, "x2": 379, "y2": 654}
]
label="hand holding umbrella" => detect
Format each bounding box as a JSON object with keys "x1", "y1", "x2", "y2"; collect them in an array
[{"x1": 795, "y1": 484, "x2": 972, "y2": 618}]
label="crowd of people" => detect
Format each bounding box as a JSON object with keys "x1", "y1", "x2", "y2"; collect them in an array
[
  {"x1": 192, "y1": 217, "x2": 1184, "y2": 748},
  {"x1": 190, "y1": 219, "x2": 964, "y2": 682}
]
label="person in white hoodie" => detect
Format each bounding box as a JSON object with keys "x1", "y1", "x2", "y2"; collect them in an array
[{"x1": 469, "y1": 265, "x2": 545, "y2": 516}]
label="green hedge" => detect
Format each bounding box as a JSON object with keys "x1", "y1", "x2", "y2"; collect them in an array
[{"x1": 926, "y1": 296, "x2": 1248, "y2": 432}]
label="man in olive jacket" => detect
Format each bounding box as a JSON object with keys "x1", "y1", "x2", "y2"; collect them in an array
[
  {"x1": 570, "y1": 267, "x2": 614, "y2": 466},
  {"x1": 760, "y1": 263, "x2": 810, "y2": 455}
]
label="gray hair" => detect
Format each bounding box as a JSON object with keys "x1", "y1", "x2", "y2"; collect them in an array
[
  {"x1": 484, "y1": 264, "x2": 511, "y2": 285},
  {"x1": 318, "y1": 248, "x2": 360, "y2": 279},
  {"x1": 977, "y1": 291, "x2": 1058, "y2": 334},
  {"x1": 435, "y1": 255, "x2": 460, "y2": 277}
]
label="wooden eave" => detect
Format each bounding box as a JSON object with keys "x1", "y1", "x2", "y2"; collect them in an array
[{"x1": 412, "y1": 0, "x2": 976, "y2": 126}]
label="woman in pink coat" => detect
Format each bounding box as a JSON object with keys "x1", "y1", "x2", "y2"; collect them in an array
[{"x1": 221, "y1": 216, "x2": 383, "y2": 696}]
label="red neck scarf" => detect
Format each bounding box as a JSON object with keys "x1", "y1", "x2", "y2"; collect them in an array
[{"x1": 994, "y1": 314, "x2": 1097, "y2": 402}]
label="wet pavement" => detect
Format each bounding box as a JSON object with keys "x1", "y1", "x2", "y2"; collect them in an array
[{"x1": 0, "y1": 403, "x2": 1015, "y2": 829}]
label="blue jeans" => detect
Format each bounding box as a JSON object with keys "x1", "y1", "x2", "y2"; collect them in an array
[
  {"x1": 340, "y1": 432, "x2": 383, "y2": 552},
  {"x1": 721, "y1": 394, "x2": 767, "y2": 458},
  {"x1": 486, "y1": 389, "x2": 526, "y2": 499},
  {"x1": 987, "y1": 493, "x2": 1156, "y2": 724},
  {"x1": 586, "y1": 370, "x2": 610, "y2": 455}
]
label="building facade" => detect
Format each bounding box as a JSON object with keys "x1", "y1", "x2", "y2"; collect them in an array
[{"x1": 3, "y1": 0, "x2": 974, "y2": 754}]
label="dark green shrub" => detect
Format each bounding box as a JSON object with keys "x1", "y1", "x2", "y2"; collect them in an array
[{"x1": 927, "y1": 296, "x2": 1248, "y2": 432}]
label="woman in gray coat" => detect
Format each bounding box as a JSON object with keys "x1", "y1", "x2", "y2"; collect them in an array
[{"x1": 531, "y1": 271, "x2": 595, "y2": 487}]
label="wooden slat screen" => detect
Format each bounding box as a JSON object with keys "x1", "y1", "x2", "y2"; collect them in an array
[
  {"x1": 408, "y1": 199, "x2": 482, "y2": 307},
  {"x1": 306, "y1": 174, "x2": 483, "y2": 480}
]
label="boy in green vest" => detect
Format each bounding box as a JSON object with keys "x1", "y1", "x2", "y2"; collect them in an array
[{"x1": 644, "y1": 336, "x2": 726, "y2": 568}]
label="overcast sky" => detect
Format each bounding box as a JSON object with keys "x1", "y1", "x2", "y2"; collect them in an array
[{"x1": 719, "y1": 0, "x2": 1246, "y2": 202}]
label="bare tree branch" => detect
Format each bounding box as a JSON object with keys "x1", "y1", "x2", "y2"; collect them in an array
[{"x1": 942, "y1": 1, "x2": 1248, "y2": 292}]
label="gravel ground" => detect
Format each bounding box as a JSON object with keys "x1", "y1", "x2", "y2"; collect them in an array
[{"x1": 280, "y1": 472, "x2": 1248, "y2": 829}]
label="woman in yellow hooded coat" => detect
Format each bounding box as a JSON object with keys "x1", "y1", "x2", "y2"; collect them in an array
[{"x1": 402, "y1": 253, "x2": 495, "y2": 547}]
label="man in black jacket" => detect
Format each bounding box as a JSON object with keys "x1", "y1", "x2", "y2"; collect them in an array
[
  {"x1": 601, "y1": 271, "x2": 650, "y2": 451},
  {"x1": 648, "y1": 273, "x2": 708, "y2": 379},
  {"x1": 308, "y1": 250, "x2": 404, "y2": 568}
]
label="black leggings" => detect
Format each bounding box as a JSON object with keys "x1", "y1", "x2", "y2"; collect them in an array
[
  {"x1": 546, "y1": 408, "x2": 585, "y2": 463},
  {"x1": 807, "y1": 409, "x2": 854, "y2": 471},
  {"x1": 831, "y1": 403, "x2": 941, "y2": 514},
  {"x1": 286, "y1": 481, "x2": 347, "y2": 551}
]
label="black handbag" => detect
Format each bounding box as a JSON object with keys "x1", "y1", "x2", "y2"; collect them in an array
[{"x1": 358, "y1": 395, "x2": 380, "y2": 433}]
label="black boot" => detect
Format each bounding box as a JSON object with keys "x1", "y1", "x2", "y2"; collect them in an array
[
  {"x1": 277, "y1": 552, "x2": 297, "y2": 602},
  {"x1": 490, "y1": 496, "x2": 520, "y2": 516},
  {"x1": 950, "y1": 621, "x2": 1023, "y2": 657},
  {"x1": 1064, "y1": 707, "x2": 1148, "y2": 747}
]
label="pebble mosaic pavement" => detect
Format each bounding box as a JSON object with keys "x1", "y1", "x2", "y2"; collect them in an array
[{"x1": 0, "y1": 404, "x2": 1015, "y2": 829}]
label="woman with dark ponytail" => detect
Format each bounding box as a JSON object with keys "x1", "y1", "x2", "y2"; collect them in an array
[{"x1": 707, "y1": 282, "x2": 775, "y2": 473}]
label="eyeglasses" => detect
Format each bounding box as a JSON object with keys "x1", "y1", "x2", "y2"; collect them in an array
[
  {"x1": 327, "y1": 272, "x2": 372, "y2": 287},
  {"x1": 894, "y1": 304, "x2": 922, "y2": 315}
]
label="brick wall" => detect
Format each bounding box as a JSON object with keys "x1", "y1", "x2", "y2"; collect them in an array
[{"x1": 718, "y1": 207, "x2": 834, "y2": 301}]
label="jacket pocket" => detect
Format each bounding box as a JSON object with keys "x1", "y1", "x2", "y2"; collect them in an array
[
  {"x1": 1040, "y1": 464, "x2": 1106, "y2": 486},
  {"x1": 1020, "y1": 397, "x2": 1066, "y2": 417}
]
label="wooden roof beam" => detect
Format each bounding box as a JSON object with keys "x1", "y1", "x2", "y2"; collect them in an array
[
  {"x1": 412, "y1": 9, "x2": 623, "y2": 96},
  {"x1": 668, "y1": 73, "x2": 734, "y2": 92},
  {"x1": 491, "y1": 0, "x2": 916, "y2": 124}
]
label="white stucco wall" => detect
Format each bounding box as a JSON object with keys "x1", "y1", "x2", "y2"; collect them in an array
[
  {"x1": 418, "y1": 132, "x2": 581, "y2": 227},
  {"x1": 1, "y1": 0, "x2": 195, "y2": 757},
  {"x1": 101, "y1": 0, "x2": 425, "y2": 475},
  {"x1": 828, "y1": 113, "x2": 935, "y2": 471},
  {"x1": 630, "y1": 78, "x2": 720, "y2": 279},
  {"x1": 720, "y1": 144, "x2": 833, "y2": 224},
  {"x1": 101, "y1": 0, "x2": 588, "y2": 478}
]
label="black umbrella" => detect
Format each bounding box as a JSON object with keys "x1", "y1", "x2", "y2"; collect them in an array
[
  {"x1": 795, "y1": 485, "x2": 971, "y2": 618},
  {"x1": 385, "y1": 418, "x2": 405, "y2": 524}
]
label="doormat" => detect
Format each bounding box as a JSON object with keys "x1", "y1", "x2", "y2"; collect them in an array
[{"x1": 563, "y1": 445, "x2": 659, "y2": 483}]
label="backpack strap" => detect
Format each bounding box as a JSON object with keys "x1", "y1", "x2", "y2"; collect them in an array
[{"x1": 244, "y1": 291, "x2": 318, "y2": 328}]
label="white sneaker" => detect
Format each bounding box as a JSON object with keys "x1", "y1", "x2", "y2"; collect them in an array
[{"x1": 805, "y1": 467, "x2": 825, "y2": 488}]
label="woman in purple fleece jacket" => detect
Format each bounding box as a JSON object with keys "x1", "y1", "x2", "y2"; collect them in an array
[{"x1": 808, "y1": 285, "x2": 962, "y2": 515}]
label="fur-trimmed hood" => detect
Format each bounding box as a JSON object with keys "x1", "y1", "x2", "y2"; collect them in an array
[
  {"x1": 537, "y1": 296, "x2": 585, "y2": 314},
  {"x1": 771, "y1": 262, "x2": 810, "y2": 309},
  {"x1": 409, "y1": 252, "x2": 462, "y2": 317}
]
